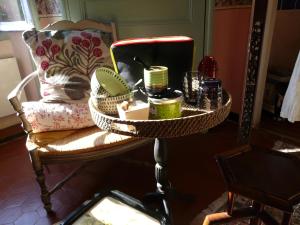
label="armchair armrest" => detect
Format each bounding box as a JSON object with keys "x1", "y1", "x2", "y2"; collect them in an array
[{"x1": 7, "y1": 70, "x2": 39, "y2": 134}]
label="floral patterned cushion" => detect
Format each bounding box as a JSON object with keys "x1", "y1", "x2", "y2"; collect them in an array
[
  {"x1": 22, "y1": 102, "x2": 94, "y2": 133},
  {"x1": 23, "y1": 29, "x2": 114, "y2": 103}
]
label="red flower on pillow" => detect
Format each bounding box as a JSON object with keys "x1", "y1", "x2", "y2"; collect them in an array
[
  {"x1": 93, "y1": 48, "x2": 102, "y2": 57},
  {"x1": 72, "y1": 36, "x2": 82, "y2": 45},
  {"x1": 92, "y1": 37, "x2": 101, "y2": 46},
  {"x1": 81, "y1": 32, "x2": 92, "y2": 39},
  {"x1": 42, "y1": 39, "x2": 52, "y2": 49},
  {"x1": 81, "y1": 40, "x2": 90, "y2": 48},
  {"x1": 51, "y1": 44, "x2": 61, "y2": 55},
  {"x1": 41, "y1": 61, "x2": 49, "y2": 70},
  {"x1": 43, "y1": 91, "x2": 50, "y2": 96},
  {"x1": 36, "y1": 46, "x2": 45, "y2": 56}
]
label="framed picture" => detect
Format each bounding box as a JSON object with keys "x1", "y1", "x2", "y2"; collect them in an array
[
  {"x1": 35, "y1": 0, "x2": 62, "y2": 17},
  {"x1": 0, "y1": 0, "x2": 24, "y2": 22},
  {"x1": 215, "y1": 0, "x2": 252, "y2": 9},
  {"x1": 0, "y1": 0, "x2": 33, "y2": 31},
  {"x1": 278, "y1": 0, "x2": 300, "y2": 10}
]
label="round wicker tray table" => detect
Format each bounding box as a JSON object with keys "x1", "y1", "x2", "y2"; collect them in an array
[
  {"x1": 89, "y1": 91, "x2": 232, "y2": 224},
  {"x1": 89, "y1": 91, "x2": 232, "y2": 138}
]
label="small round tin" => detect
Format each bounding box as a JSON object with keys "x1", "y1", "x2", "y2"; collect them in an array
[
  {"x1": 144, "y1": 66, "x2": 168, "y2": 96},
  {"x1": 148, "y1": 90, "x2": 183, "y2": 119}
]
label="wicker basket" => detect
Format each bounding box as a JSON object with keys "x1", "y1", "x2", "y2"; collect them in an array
[
  {"x1": 90, "y1": 92, "x2": 133, "y2": 115},
  {"x1": 89, "y1": 91, "x2": 232, "y2": 138}
]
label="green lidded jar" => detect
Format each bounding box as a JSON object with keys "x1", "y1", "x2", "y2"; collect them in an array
[
  {"x1": 144, "y1": 66, "x2": 168, "y2": 96},
  {"x1": 148, "y1": 90, "x2": 183, "y2": 119}
]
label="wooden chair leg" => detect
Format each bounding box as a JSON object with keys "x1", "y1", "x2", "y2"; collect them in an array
[
  {"x1": 227, "y1": 192, "x2": 235, "y2": 215},
  {"x1": 249, "y1": 201, "x2": 264, "y2": 225},
  {"x1": 281, "y1": 212, "x2": 292, "y2": 225},
  {"x1": 30, "y1": 150, "x2": 52, "y2": 213},
  {"x1": 203, "y1": 212, "x2": 232, "y2": 225},
  {"x1": 203, "y1": 207, "x2": 258, "y2": 225}
]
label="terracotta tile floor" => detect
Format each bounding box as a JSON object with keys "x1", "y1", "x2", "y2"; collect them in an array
[{"x1": 0, "y1": 122, "x2": 260, "y2": 225}]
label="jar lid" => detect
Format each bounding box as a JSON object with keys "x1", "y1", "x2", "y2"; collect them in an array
[
  {"x1": 149, "y1": 89, "x2": 183, "y2": 104},
  {"x1": 144, "y1": 66, "x2": 168, "y2": 76}
]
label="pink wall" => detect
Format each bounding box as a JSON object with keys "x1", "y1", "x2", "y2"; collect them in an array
[
  {"x1": 269, "y1": 10, "x2": 300, "y2": 72},
  {"x1": 212, "y1": 7, "x2": 252, "y2": 114}
]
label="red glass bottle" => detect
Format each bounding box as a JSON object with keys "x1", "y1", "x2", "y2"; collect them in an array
[{"x1": 198, "y1": 56, "x2": 217, "y2": 78}]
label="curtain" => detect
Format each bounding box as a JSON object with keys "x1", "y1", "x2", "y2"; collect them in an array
[{"x1": 280, "y1": 50, "x2": 300, "y2": 122}]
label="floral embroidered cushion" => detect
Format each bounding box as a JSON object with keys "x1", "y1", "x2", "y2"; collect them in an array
[
  {"x1": 22, "y1": 102, "x2": 94, "y2": 133},
  {"x1": 23, "y1": 29, "x2": 114, "y2": 103}
]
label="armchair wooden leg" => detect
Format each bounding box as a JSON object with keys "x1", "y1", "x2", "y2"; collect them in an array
[
  {"x1": 203, "y1": 212, "x2": 233, "y2": 225},
  {"x1": 30, "y1": 150, "x2": 52, "y2": 213},
  {"x1": 227, "y1": 192, "x2": 235, "y2": 215},
  {"x1": 203, "y1": 207, "x2": 258, "y2": 225},
  {"x1": 249, "y1": 201, "x2": 264, "y2": 225}
]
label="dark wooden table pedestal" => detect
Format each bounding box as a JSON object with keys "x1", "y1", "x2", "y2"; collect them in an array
[
  {"x1": 144, "y1": 138, "x2": 196, "y2": 224},
  {"x1": 154, "y1": 138, "x2": 172, "y2": 218},
  {"x1": 143, "y1": 138, "x2": 173, "y2": 224}
]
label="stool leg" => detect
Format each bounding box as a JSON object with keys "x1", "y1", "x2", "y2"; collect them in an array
[
  {"x1": 227, "y1": 192, "x2": 235, "y2": 215},
  {"x1": 281, "y1": 213, "x2": 292, "y2": 225},
  {"x1": 249, "y1": 201, "x2": 263, "y2": 225}
]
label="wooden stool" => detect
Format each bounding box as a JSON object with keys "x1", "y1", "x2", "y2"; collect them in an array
[{"x1": 204, "y1": 145, "x2": 300, "y2": 225}]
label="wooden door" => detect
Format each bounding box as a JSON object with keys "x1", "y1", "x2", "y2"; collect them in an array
[{"x1": 61, "y1": 0, "x2": 213, "y2": 67}]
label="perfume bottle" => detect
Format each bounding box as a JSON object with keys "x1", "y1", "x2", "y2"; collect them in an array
[{"x1": 197, "y1": 56, "x2": 222, "y2": 110}]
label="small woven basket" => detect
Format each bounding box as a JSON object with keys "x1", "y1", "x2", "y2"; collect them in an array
[{"x1": 90, "y1": 92, "x2": 133, "y2": 115}]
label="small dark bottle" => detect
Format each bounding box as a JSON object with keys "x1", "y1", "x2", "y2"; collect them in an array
[{"x1": 197, "y1": 56, "x2": 222, "y2": 110}]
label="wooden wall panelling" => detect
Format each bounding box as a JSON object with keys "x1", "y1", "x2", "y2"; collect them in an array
[{"x1": 61, "y1": 0, "x2": 213, "y2": 68}]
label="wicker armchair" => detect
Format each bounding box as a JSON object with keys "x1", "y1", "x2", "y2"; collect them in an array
[{"x1": 7, "y1": 20, "x2": 151, "y2": 213}]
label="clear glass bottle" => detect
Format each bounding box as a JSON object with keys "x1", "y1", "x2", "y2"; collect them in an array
[
  {"x1": 197, "y1": 56, "x2": 222, "y2": 110},
  {"x1": 183, "y1": 71, "x2": 200, "y2": 106}
]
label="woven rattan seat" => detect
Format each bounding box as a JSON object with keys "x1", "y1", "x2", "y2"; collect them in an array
[{"x1": 27, "y1": 126, "x2": 137, "y2": 155}]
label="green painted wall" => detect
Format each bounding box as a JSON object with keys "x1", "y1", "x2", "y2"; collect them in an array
[{"x1": 61, "y1": 0, "x2": 213, "y2": 67}]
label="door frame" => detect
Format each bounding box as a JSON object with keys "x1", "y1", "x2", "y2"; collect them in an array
[
  {"x1": 238, "y1": 0, "x2": 277, "y2": 142},
  {"x1": 252, "y1": 0, "x2": 277, "y2": 127}
]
